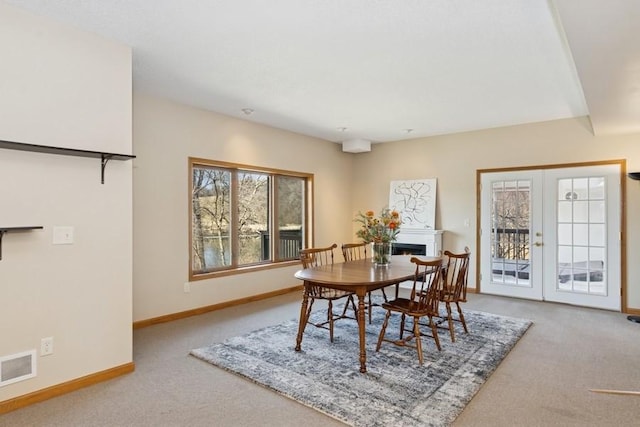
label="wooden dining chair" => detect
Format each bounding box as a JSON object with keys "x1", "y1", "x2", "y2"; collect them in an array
[
  {"x1": 375, "y1": 257, "x2": 442, "y2": 365},
  {"x1": 438, "y1": 247, "x2": 471, "y2": 342},
  {"x1": 341, "y1": 242, "x2": 368, "y2": 263},
  {"x1": 300, "y1": 243, "x2": 358, "y2": 342},
  {"x1": 341, "y1": 242, "x2": 388, "y2": 324}
]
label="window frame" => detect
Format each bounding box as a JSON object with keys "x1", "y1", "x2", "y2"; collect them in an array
[{"x1": 188, "y1": 157, "x2": 313, "y2": 281}]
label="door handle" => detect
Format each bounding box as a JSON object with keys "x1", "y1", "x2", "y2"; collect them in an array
[{"x1": 534, "y1": 242, "x2": 544, "y2": 247}]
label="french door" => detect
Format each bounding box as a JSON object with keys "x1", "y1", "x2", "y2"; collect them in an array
[{"x1": 480, "y1": 164, "x2": 621, "y2": 311}]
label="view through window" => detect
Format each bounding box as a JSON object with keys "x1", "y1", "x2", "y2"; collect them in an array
[{"x1": 190, "y1": 158, "x2": 310, "y2": 278}]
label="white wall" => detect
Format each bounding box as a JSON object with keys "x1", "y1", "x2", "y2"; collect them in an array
[
  {"x1": 0, "y1": 3, "x2": 132, "y2": 402},
  {"x1": 132, "y1": 92, "x2": 354, "y2": 321},
  {"x1": 133, "y1": 94, "x2": 640, "y2": 320},
  {"x1": 351, "y1": 117, "x2": 640, "y2": 310}
]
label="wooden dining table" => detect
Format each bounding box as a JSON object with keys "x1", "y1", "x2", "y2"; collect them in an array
[{"x1": 294, "y1": 254, "x2": 441, "y2": 373}]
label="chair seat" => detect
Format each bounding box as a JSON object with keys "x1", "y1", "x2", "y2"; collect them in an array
[
  {"x1": 439, "y1": 290, "x2": 456, "y2": 303},
  {"x1": 312, "y1": 286, "x2": 354, "y2": 300},
  {"x1": 381, "y1": 298, "x2": 411, "y2": 310},
  {"x1": 381, "y1": 298, "x2": 427, "y2": 317}
]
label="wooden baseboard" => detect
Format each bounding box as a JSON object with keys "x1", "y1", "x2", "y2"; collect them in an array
[
  {"x1": 626, "y1": 307, "x2": 640, "y2": 316},
  {"x1": 0, "y1": 362, "x2": 135, "y2": 415},
  {"x1": 466, "y1": 288, "x2": 640, "y2": 314},
  {"x1": 133, "y1": 285, "x2": 303, "y2": 329}
]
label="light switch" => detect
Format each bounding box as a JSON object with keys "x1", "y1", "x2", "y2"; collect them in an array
[{"x1": 53, "y1": 226, "x2": 74, "y2": 245}]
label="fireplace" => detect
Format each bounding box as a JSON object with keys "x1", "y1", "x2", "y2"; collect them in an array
[
  {"x1": 392, "y1": 242, "x2": 426, "y2": 256},
  {"x1": 393, "y1": 229, "x2": 444, "y2": 289},
  {"x1": 394, "y1": 229, "x2": 444, "y2": 257}
]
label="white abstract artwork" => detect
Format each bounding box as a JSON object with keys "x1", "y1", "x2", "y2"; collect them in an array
[{"x1": 389, "y1": 179, "x2": 437, "y2": 229}]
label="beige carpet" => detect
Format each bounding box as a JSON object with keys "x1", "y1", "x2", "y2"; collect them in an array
[{"x1": 1, "y1": 291, "x2": 639, "y2": 426}]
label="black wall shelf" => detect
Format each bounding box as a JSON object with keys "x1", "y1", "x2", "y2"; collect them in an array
[
  {"x1": 628, "y1": 172, "x2": 640, "y2": 181},
  {"x1": 0, "y1": 226, "x2": 44, "y2": 260},
  {"x1": 0, "y1": 139, "x2": 136, "y2": 184}
]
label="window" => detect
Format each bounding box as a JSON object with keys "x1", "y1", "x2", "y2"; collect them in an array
[{"x1": 189, "y1": 158, "x2": 311, "y2": 279}]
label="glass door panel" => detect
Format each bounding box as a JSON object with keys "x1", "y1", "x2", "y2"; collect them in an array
[
  {"x1": 490, "y1": 180, "x2": 531, "y2": 287},
  {"x1": 481, "y1": 171, "x2": 543, "y2": 300},
  {"x1": 544, "y1": 165, "x2": 620, "y2": 310},
  {"x1": 555, "y1": 177, "x2": 607, "y2": 295}
]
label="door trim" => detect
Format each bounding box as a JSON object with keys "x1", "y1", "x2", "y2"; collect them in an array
[{"x1": 476, "y1": 159, "x2": 627, "y2": 312}]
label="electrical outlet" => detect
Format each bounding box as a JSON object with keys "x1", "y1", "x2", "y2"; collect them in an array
[
  {"x1": 184, "y1": 282, "x2": 191, "y2": 293},
  {"x1": 41, "y1": 337, "x2": 54, "y2": 356}
]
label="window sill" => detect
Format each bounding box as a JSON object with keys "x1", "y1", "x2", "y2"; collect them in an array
[{"x1": 190, "y1": 259, "x2": 301, "y2": 281}]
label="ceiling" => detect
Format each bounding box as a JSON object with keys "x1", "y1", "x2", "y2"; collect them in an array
[{"x1": 5, "y1": 0, "x2": 640, "y2": 144}]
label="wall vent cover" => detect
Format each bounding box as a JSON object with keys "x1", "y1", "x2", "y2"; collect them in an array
[{"x1": 0, "y1": 350, "x2": 36, "y2": 387}]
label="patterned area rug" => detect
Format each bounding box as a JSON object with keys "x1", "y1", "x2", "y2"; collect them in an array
[{"x1": 191, "y1": 301, "x2": 531, "y2": 427}]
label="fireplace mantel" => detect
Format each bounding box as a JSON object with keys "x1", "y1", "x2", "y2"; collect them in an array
[{"x1": 395, "y1": 229, "x2": 444, "y2": 256}]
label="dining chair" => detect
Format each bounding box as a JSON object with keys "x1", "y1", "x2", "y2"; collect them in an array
[
  {"x1": 300, "y1": 243, "x2": 358, "y2": 342},
  {"x1": 375, "y1": 257, "x2": 442, "y2": 365},
  {"x1": 438, "y1": 247, "x2": 471, "y2": 342},
  {"x1": 341, "y1": 242, "x2": 388, "y2": 324}
]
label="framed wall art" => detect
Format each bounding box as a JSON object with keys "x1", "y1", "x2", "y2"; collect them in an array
[{"x1": 389, "y1": 178, "x2": 437, "y2": 229}]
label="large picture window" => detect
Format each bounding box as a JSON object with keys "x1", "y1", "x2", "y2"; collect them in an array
[{"x1": 189, "y1": 158, "x2": 311, "y2": 279}]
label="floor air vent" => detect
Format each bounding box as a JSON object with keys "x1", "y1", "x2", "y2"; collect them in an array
[{"x1": 0, "y1": 350, "x2": 36, "y2": 387}]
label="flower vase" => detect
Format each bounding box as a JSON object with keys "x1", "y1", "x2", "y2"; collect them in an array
[{"x1": 372, "y1": 242, "x2": 392, "y2": 267}]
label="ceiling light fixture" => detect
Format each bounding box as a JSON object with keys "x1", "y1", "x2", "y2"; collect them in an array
[
  {"x1": 337, "y1": 127, "x2": 348, "y2": 132},
  {"x1": 403, "y1": 128, "x2": 414, "y2": 134},
  {"x1": 241, "y1": 108, "x2": 254, "y2": 115},
  {"x1": 342, "y1": 138, "x2": 371, "y2": 153}
]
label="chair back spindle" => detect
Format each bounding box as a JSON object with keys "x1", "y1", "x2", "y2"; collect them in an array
[
  {"x1": 443, "y1": 247, "x2": 470, "y2": 302},
  {"x1": 410, "y1": 258, "x2": 442, "y2": 316},
  {"x1": 341, "y1": 242, "x2": 367, "y2": 262},
  {"x1": 300, "y1": 243, "x2": 337, "y2": 268},
  {"x1": 439, "y1": 247, "x2": 472, "y2": 342}
]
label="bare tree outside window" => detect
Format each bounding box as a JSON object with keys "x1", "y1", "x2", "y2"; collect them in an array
[
  {"x1": 192, "y1": 167, "x2": 230, "y2": 270},
  {"x1": 277, "y1": 176, "x2": 305, "y2": 260},
  {"x1": 491, "y1": 180, "x2": 531, "y2": 261},
  {"x1": 491, "y1": 180, "x2": 531, "y2": 285},
  {"x1": 237, "y1": 171, "x2": 269, "y2": 265},
  {"x1": 190, "y1": 159, "x2": 310, "y2": 279}
]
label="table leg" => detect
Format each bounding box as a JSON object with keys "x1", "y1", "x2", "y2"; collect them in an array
[
  {"x1": 357, "y1": 292, "x2": 367, "y2": 373},
  {"x1": 295, "y1": 284, "x2": 310, "y2": 351}
]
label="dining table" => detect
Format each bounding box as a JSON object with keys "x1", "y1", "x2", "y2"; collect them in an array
[{"x1": 294, "y1": 254, "x2": 441, "y2": 373}]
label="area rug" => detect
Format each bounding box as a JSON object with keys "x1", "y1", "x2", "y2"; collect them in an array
[{"x1": 190, "y1": 301, "x2": 532, "y2": 427}]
